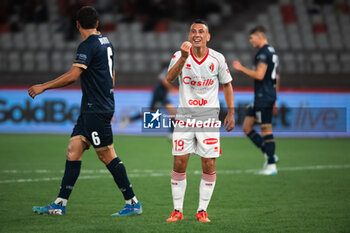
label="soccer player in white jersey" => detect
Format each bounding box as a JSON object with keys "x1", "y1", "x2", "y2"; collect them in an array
[{"x1": 165, "y1": 19, "x2": 235, "y2": 222}]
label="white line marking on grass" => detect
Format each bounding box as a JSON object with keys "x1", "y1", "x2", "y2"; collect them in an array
[
  {"x1": 278, "y1": 164, "x2": 350, "y2": 171},
  {"x1": 1, "y1": 164, "x2": 350, "y2": 184}
]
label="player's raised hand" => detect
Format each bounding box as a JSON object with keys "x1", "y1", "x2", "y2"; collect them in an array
[
  {"x1": 180, "y1": 41, "x2": 192, "y2": 59},
  {"x1": 28, "y1": 84, "x2": 45, "y2": 99},
  {"x1": 232, "y1": 60, "x2": 242, "y2": 71},
  {"x1": 224, "y1": 113, "x2": 235, "y2": 132}
]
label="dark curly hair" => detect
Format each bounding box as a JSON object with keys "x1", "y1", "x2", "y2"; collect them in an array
[{"x1": 76, "y1": 6, "x2": 98, "y2": 29}]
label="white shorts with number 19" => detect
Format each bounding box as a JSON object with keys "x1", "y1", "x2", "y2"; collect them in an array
[{"x1": 172, "y1": 127, "x2": 221, "y2": 158}]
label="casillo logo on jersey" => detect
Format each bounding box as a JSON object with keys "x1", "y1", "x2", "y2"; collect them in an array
[
  {"x1": 185, "y1": 64, "x2": 191, "y2": 70},
  {"x1": 203, "y1": 138, "x2": 218, "y2": 145},
  {"x1": 183, "y1": 77, "x2": 214, "y2": 86},
  {"x1": 188, "y1": 99, "x2": 208, "y2": 106}
]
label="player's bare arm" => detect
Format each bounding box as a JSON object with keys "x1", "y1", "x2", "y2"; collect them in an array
[
  {"x1": 232, "y1": 60, "x2": 267, "y2": 81},
  {"x1": 162, "y1": 78, "x2": 177, "y2": 93},
  {"x1": 28, "y1": 66, "x2": 82, "y2": 99},
  {"x1": 223, "y1": 82, "x2": 235, "y2": 132},
  {"x1": 166, "y1": 41, "x2": 192, "y2": 83}
]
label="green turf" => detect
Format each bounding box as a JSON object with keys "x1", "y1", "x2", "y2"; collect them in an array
[{"x1": 0, "y1": 134, "x2": 350, "y2": 233}]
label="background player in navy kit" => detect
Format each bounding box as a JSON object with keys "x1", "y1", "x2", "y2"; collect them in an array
[
  {"x1": 120, "y1": 63, "x2": 177, "y2": 136},
  {"x1": 28, "y1": 6, "x2": 142, "y2": 216},
  {"x1": 232, "y1": 25, "x2": 279, "y2": 175}
]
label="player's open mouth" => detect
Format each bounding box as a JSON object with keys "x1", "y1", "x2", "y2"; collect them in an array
[{"x1": 194, "y1": 39, "x2": 201, "y2": 43}]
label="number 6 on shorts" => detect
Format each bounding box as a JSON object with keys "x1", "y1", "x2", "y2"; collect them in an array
[{"x1": 91, "y1": 131, "x2": 101, "y2": 146}]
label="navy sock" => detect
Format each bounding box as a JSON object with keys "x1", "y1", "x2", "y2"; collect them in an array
[
  {"x1": 106, "y1": 157, "x2": 135, "y2": 200},
  {"x1": 247, "y1": 130, "x2": 265, "y2": 153},
  {"x1": 263, "y1": 134, "x2": 276, "y2": 164},
  {"x1": 58, "y1": 160, "x2": 81, "y2": 200}
]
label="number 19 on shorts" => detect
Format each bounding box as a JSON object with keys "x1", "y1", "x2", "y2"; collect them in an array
[{"x1": 174, "y1": 139, "x2": 184, "y2": 151}]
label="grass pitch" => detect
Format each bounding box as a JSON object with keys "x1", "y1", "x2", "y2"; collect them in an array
[{"x1": 0, "y1": 134, "x2": 350, "y2": 233}]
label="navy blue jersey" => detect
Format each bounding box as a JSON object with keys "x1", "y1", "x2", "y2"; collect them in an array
[
  {"x1": 73, "y1": 34, "x2": 115, "y2": 113},
  {"x1": 254, "y1": 44, "x2": 279, "y2": 107}
]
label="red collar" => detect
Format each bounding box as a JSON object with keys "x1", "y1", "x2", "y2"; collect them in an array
[{"x1": 190, "y1": 47, "x2": 209, "y2": 65}]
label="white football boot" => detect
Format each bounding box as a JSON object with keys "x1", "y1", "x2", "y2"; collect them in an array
[
  {"x1": 257, "y1": 163, "x2": 278, "y2": 175},
  {"x1": 258, "y1": 154, "x2": 278, "y2": 175}
]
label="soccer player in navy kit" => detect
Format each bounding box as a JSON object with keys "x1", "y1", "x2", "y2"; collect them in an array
[
  {"x1": 232, "y1": 25, "x2": 279, "y2": 175},
  {"x1": 120, "y1": 63, "x2": 177, "y2": 136},
  {"x1": 28, "y1": 6, "x2": 142, "y2": 215}
]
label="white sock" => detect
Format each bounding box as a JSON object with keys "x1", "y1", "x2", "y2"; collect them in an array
[
  {"x1": 171, "y1": 171, "x2": 187, "y2": 213},
  {"x1": 54, "y1": 197, "x2": 67, "y2": 206},
  {"x1": 266, "y1": 163, "x2": 277, "y2": 170},
  {"x1": 125, "y1": 196, "x2": 138, "y2": 205},
  {"x1": 197, "y1": 172, "x2": 216, "y2": 212}
]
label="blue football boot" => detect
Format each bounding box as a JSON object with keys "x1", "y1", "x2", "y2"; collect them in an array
[
  {"x1": 111, "y1": 202, "x2": 142, "y2": 216},
  {"x1": 33, "y1": 203, "x2": 65, "y2": 215}
]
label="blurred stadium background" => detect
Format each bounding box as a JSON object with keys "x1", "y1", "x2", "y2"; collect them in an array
[
  {"x1": 0, "y1": 0, "x2": 350, "y2": 86},
  {"x1": 0, "y1": 0, "x2": 349, "y2": 136}
]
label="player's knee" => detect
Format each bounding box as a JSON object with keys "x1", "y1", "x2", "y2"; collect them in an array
[
  {"x1": 243, "y1": 123, "x2": 252, "y2": 135},
  {"x1": 97, "y1": 151, "x2": 112, "y2": 164},
  {"x1": 173, "y1": 158, "x2": 187, "y2": 172},
  {"x1": 66, "y1": 139, "x2": 86, "y2": 160},
  {"x1": 96, "y1": 148, "x2": 116, "y2": 165},
  {"x1": 174, "y1": 160, "x2": 185, "y2": 170},
  {"x1": 97, "y1": 153, "x2": 108, "y2": 164},
  {"x1": 66, "y1": 146, "x2": 77, "y2": 161},
  {"x1": 261, "y1": 124, "x2": 272, "y2": 134},
  {"x1": 202, "y1": 159, "x2": 215, "y2": 173}
]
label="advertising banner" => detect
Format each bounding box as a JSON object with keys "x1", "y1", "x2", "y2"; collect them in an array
[{"x1": 0, "y1": 89, "x2": 349, "y2": 137}]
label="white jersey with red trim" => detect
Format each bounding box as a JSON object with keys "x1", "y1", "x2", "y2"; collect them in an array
[{"x1": 169, "y1": 48, "x2": 232, "y2": 109}]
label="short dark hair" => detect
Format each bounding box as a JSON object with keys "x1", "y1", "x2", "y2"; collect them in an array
[
  {"x1": 250, "y1": 25, "x2": 267, "y2": 35},
  {"x1": 76, "y1": 6, "x2": 98, "y2": 29},
  {"x1": 191, "y1": 19, "x2": 209, "y2": 31}
]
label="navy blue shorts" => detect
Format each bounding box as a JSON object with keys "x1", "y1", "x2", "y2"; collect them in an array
[
  {"x1": 245, "y1": 103, "x2": 273, "y2": 124},
  {"x1": 71, "y1": 112, "x2": 114, "y2": 149}
]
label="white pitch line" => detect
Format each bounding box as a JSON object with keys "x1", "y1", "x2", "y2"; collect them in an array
[
  {"x1": 0, "y1": 164, "x2": 350, "y2": 184},
  {"x1": 0, "y1": 175, "x2": 106, "y2": 184}
]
